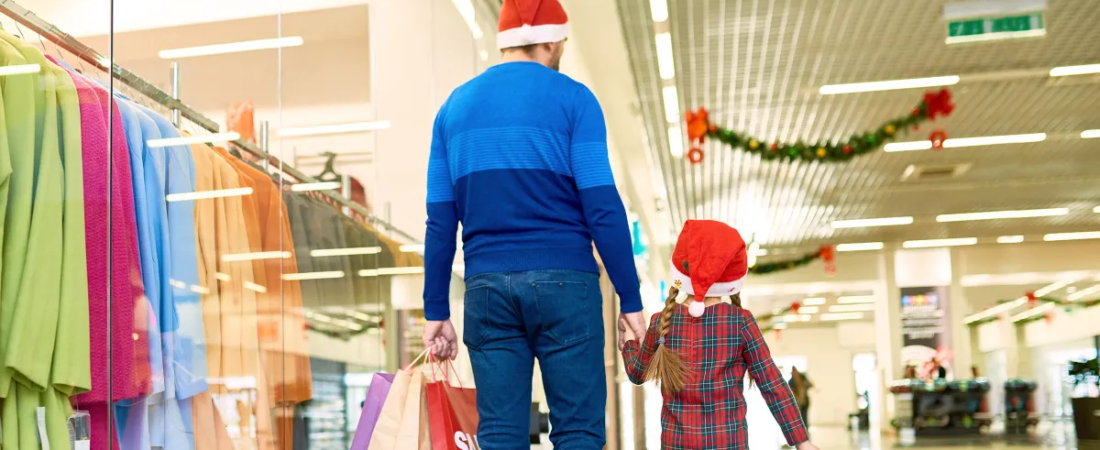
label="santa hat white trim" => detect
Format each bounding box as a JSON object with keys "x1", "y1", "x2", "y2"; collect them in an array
[
  {"x1": 497, "y1": 23, "x2": 569, "y2": 49},
  {"x1": 669, "y1": 262, "x2": 745, "y2": 297}
]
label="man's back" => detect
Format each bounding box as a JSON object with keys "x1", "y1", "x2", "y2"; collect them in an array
[{"x1": 422, "y1": 61, "x2": 641, "y2": 322}]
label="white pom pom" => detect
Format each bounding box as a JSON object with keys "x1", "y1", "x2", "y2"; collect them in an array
[{"x1": 688, "y1": 300, "x2": 706, "y2": 318}]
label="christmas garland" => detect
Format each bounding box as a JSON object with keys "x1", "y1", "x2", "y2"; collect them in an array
[
  {"x1": 748, "y1": 245, "x2": 835, "y2": 275},
  {"x1": 967, "y1": 292, "x2": 1100, "y2": 326},
  {"x1": 683, "y1": 89, "x2": 956, "y2": 164}
]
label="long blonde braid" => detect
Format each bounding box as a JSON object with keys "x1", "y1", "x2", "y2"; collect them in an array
[{"x1": 644, "y1": 286, "x2": 687, "y2": 395}]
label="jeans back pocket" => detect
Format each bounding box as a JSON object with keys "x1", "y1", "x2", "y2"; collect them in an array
[
  {"x1": 533, "y1": 281, "x2": 591, "y2": 346},
  {"x1": 463, "y1": 286, "x2": 491, "y2": 350}
]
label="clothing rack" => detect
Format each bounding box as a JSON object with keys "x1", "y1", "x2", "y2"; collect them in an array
[{"x1": 0, "y1": 0, "x2": 421, "y2": 245}]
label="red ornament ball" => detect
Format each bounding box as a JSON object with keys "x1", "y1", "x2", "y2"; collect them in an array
[
  {"x1": 687, "y1": 147, "x2": 705, "y2": 164},
  {"x1": 929, "y1": 129, "x2": 948, "y2": 150},
  {"x1": 770, "y1": 143, "x2": 780, "y2": 151},
  {"x1": 842, "y1": 145, "x2": 852, "y2": 155}
]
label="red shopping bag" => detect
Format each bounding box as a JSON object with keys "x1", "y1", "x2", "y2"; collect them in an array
[{"x1": 427, "y1": 356, "x2": 479, "y2": 450}]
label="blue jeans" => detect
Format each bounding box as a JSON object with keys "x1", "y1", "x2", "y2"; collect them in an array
[{"x1": 463, "y1": 270, "x2": 606, "y2": 450}]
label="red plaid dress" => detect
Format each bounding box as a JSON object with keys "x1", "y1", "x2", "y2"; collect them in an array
[{"x1": 623, "y1": 303, "x2": 809, "y2": 449}]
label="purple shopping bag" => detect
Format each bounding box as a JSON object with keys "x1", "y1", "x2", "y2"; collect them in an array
[{"x1": 351, "y1": 373, "x2": 397, "y2": 450}]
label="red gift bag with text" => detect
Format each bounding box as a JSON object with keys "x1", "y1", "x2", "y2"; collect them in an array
[{"x1": 427, "y1": 357, "x2": 480, "y2": 450}]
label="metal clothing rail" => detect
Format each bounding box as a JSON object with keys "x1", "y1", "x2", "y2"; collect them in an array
[{"x1": 0, "y1": 0, "x2": 421, "y2": 245}]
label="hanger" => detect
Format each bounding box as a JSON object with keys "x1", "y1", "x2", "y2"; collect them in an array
[{"x1": 317, "y1": 151, "x2": 340, "y2": 182}]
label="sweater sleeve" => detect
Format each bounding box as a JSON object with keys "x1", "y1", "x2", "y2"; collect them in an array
[
  {"x1": 622, "y1": 312, "x2": 661, "y2": 385},
  {"x1": 423, "y1": 106, "x2": 459, "y2": 321},
  {"x1": 569, "y1": 86, "x2": 642, "y2": 313},
  {"x1": 741, "y1": 310, "x2": 809, "y2": 446}
]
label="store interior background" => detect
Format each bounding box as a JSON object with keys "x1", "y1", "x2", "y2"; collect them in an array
[{"x1": 2, "y1": 0, "x2": 1098, "y2": 448}]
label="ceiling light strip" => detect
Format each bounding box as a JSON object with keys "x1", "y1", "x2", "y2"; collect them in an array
[
  {"x1": 399, "y1": 244, "x2": 425, "y2": 253},
  {"x1": 1045, "y1": 231, "x2": 1100, "y2": 242},
  {"x1": 997, "y1": 235, "x2": 1025, "y2": 244},
  {"x1": 819, "y1": 75, "x2": 959, "y2": 95},
  {"x1": 837, "y1": 296, "x2": 875, "y2": 304},
  {"x1": 836, "y1": 242, "x2": 885, "y2": 252},
  {"x1": 159, "y1": 36, "x2": 304, "y2": 59},
  {"x1": 222, "y1": 251, "x2": 291, "y2": 262},
  {"x1": 903, "y1": 238, "x2": 978, "y2": 249},
  {"x1": 802, "y1": 297, "x2": 827, "y2": 306},
  {"x1": 1009, "y1": 302, "x2": 1055, "y2": 323},
  {"x1": 831, "y1": 217, "x2": 913, "y2": 229},
  {"x1": 655, "y1": 33, "x2": 675, "y2": 80},
  {"x1": 820, "y1": 312, "x2": 865, "y2": 321},
  {"x1": 936, "y1": 208, "x2": 1068, "y2": 222},
  {"x1": 282, "y1": 271, "x2": 345, "y2": 281},
  {"x1": 292, "y1": 181, "x2": 342, "y2": 192},
  {"x1": 964, "y1": 297, "x2": 1027, "y2": 324},
  {"x1": 166, "y1": 187, "x2": 253, "y2": 202},
  {"x1": 359, "y1": 267, "x2": 426, "y2": 277},
  {"x1": 1067, "y1": 284, "x2": 1100, "y2": 302},
  {"x1": 310, "y1": 247, "x2": 383, "y2": 257},
  {"x1": 650, "y1": 0, "x2": 669, "y2": 22},
  {"x1": 1050, "y1": 64, "x2": 1100, "y2": 77},
  {"x1": 147, "y1": 132, "x2": 240, "y2": 148},
  {"x1": 1081, "y1": 130, "x2": 1100, "y2": 139}
]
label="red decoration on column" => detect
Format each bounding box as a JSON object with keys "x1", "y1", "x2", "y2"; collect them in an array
[
  {"x1": 774, "y1": 328, "x2": 782, "y2": 340},
  {"x1": 821, "y1": 245, "x2": 837, "y2": 275},
  {"x1": 687, "y1": 147, "x2": 704, "y2": 165},
  {"x1": 1044, "y1": 311, "x2": 1055, "y2": 324},
  {"x1": 790, "y1": 302, "x2": 802, "y2": 314},
  {"x1": 1026, "y1": 291, "x2": 1038, "y2": 308},
  {"x1": 930, "y1": 129, "x2": 948, "y2": 150}
]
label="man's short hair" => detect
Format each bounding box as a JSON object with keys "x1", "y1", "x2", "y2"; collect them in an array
[{"x1": 502, "y1": 43, "x2": 540, "y2": 55}]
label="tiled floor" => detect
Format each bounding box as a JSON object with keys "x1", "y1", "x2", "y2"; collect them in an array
[{"x1": 531, "y1": 422, "x2": 1093, "y2": 449}]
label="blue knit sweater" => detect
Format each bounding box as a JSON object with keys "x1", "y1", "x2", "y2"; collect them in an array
[{"x1": 423, "y1": 61, "x2": 642, "y2": 320}]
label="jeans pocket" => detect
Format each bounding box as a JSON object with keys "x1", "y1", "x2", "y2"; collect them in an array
[
  {"x1": 462, "y1": 286, "x2": 491, "y2": 350},
  {"x1": 533, "y1": 281, "x2": 591, "y2": 345}
]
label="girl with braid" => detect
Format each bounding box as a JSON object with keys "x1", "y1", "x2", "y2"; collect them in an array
[{"x1": 620, "y1": 220, "x2": 819, "y2": 450}]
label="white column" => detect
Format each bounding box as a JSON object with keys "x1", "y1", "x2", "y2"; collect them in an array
[{"x1": 873, "y1": 245, "x2": 903, "y2": 433}]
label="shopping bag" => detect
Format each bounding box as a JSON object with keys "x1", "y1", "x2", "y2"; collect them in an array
[
  {"x1": 368, "y1": 350, "x2": 430, "y2": 450},
  {"x1": 350, "y1": 373, "x2": 396, "y2": 450},
  {"x1": 427, "y1": 357, "x2": 479, "y2": 450},
  {"x1": 394, "y1": 371, "x2": 431, "y2": 450}
]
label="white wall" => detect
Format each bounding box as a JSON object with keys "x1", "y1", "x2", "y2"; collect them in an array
[{"x1": 763, "y1": 326, "x2": 875, "y2": 426}]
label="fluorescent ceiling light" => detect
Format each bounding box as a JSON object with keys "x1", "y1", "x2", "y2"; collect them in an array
[
  {"x1": 997, "y1": 235, "x2": 1025, "y2": 244},
  {"x1": 838, "y1": 296, "x2": 875, "y2": 304},
  {"x1": 331, "y1": 318, "x2": 364, "y2": 332},
  {"x1": 1035, "y1": 279, "x2": 1075, "y2": 297},
  {"x1": 1009, "y1": 302, "x2": 1055, "y2": 323},
  {"x1": 884, "y1": 141, "x2": 934, "y2": 152},
  {"x1": 774, "y1": 322, "x2": 789, "y2": 330},
  {"x1": 1050, "y1": 64, "x2": 1100, "y2": 77},
  {"x1": 903, "y1": 238, "x2": 978, "y2": 249},
  {"x1": 802, "y1": 297, "x2": 827, "y2": 306},
  {"x1": 310, "y1": 247, "x2": 383, "y2": 258},
  {"x1": 223, "y1": 251, "x2": 291, "y2": 262},
  {"x1": 831, "y1": 217, "x2": 913, "y2": 229},
  {"x1": 278, "y1": 121, "x2": 391, "y2": 137},
  {"x1": 1045, "y1": 231, "x2": 1100, "y2": 242},
  {"x1": 282, "y1": 271, "x2": 345, "y2": 281},
  {"x1": 400, "y1": 244, "x2": 425, "y2": 253},
  {"x1": 782, "y1": 314, "x2": 813, "y2": 323},
  {"x1": 0, "y1": 64, "x2": 40, "y2": 76},
  {"x1": 166, "y1": 187, "x2": 252, "y2": 202},
  {"x1": 359, "y1": 267, "x2": 426, "y2": 277},
  {"x1": 797, "y1": 306, "x2": 820, "y2": 314},
  {"x1": 1095, "y1": 206, "x2": 1100, "y2": 213},
  {"x1": 668, "y1": 126, "x2": 684, "y2": 157},
  {"x1": 243, "y1": 281, "x2": 267, "y2": 294},
  {"x1": 169, "y1": 279, "x2": 186, "y2": 289},
  {"x1": 1081, "y1": 130, "x2": 1100, "y2": 139},
  {"x1": 964, "y1": 297, "x2": 1027, "y2": 324},
  {"x1": 836, "y1": 242, "x2": 885, "y2": 252},
  {"x1": 655, "y1": 32, "x2": 675, "y2": 80},
  {"x1": 147, "y1": 132, "x2": 240, "y2": 148},
  {"x1": 292, "y1": 181, "x2": 342, "y2": 192},
  {"x1": 819, "y1": 75, "x2": 959, "y2": 95},
  {"x1": 936, "y1": 208, "x2": 1068, "y2": 223},
  {"x1": 829, "y1": 304, "x2": 875, "y2": 313},
  {"x1": 159, "y1": 36, "x2": 304, "y2": 59},
  {"x1": 885, "y1": 133, "x2": 1047, "y2": 152},
  {"x1": 650, "y1": 0, "x2": 669, "y2": 22},
  {"x1": 946, "y1": 29, "x2": 1045, "y2": 45},
  {"x1": 450, "y1": 0, "x2": 484, "y2": 40},
  {"x1": 215, "y1": 273, "x2": 231, "y2": 282},
  {"x1": 662, "y1": 86, "x2": 680, "y2": 123},
  {"x1": 189, "y1": 285, "x2": 210, "y2": 295},
  {"x1": 1068, "y1": 284, "x2": 1100, "y2": 302},
  {"x1": 944, "y1": 133, "x2": 1046, "y2": 148},
  {"x1": 821, "y1": 312, "x2": 865, "y2": 321}
]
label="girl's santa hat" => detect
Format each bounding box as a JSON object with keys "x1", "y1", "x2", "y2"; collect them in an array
[
  {"x1": 498, "y1": 0, "x2": 569, "y2": 50},
  {"x1": 670, "y1": 220, "x2": 748, "y2": 317}
]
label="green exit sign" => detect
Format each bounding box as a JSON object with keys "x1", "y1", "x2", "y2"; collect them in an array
[{"x1": 946, "y1": 13, "x2": 1045, "y2": 44}]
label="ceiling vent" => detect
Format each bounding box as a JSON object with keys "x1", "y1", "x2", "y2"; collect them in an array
[{"x1": 901, "y1": 163, "x2": 972, "y2": 182}]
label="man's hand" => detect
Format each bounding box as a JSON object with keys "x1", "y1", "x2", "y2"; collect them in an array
[
  {"x1": 618, "y1": 311, "x2": 647, "y2": 351},
  {"x1": 423, "y1": 320, "x2": 458, "y2": 360},
  {"x1": 796, "y1": 441, "x2": 820, "y2": 450}
]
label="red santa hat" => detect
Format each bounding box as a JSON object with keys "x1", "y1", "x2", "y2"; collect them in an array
[
  {"x1": 498, "y1": 0, "x2": 569, "y2": 50},
  {"x1": 670, "y1": 220, "x2": 748, "y2": 318}
]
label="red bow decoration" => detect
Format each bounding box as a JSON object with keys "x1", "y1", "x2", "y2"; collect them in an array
[
  {"x1": 1026, "y1": 291, "x2": 1038, "y2": 307},
  {"x1": 923, "y1": 89, "x2": 955, "y2": 121},
  {"x1": 821, "y1": 245, "x2": 837, "y2": 275},
  {"x1": 789, "y1": 302, "x2": 801, "y2": 314},
  {"x1": 685, "y1": 108, "x2": 710, "y2": 144}
]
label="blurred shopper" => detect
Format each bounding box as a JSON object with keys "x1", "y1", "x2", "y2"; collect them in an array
[
  {"x1": 420, "y1": 0, "x2": 646, "y2": 448},
  {"x1": 621, "y1": 220, "x2": 819, "y2": 450},
  {"x1": 790, "y1": 367, "x2": 813, "y2": 428}
]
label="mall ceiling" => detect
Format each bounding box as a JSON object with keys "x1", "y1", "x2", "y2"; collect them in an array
[{"x1": 617, "y1": 0, "x2": 1100, "y2": 251}]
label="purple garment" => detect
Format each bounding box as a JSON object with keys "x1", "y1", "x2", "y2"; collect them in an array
[{"x1": 351, "y1": 373, "x2": 397, "y2": 450}]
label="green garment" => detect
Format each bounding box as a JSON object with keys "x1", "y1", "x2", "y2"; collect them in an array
[{"x1": 0, "y1": 34, "x2": 36, "y2": 400}]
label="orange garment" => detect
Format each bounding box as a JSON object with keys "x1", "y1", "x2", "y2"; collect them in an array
[
  {"x1": 191, "y1": 390, "x2": 236, "y2": 450},
  {"x1": 189, "y1": 143, "x2": 222, "y2": 392}
]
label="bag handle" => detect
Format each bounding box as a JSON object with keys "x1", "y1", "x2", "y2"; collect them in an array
[
  {"x1": 426, "y1": 352, "x2": 466, "y2": 389},
  {"x1": 404, "y1": 348, "x2": 431, "y2": 372}
]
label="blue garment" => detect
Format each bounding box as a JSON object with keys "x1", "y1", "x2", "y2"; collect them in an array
[
  {"x1": 463, "y1": 270, "x2": 606, "y2": 449},
  {"x1": 424, "y1": 62, "x2": 641, "y2": 320}
]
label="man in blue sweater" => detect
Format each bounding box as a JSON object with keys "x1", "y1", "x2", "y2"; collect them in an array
[{"x1": 421, "y1": 0, "x2": 645, "y2": 448}]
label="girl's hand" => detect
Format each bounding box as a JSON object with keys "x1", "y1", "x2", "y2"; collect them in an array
[
  {"x1": 617, "y1": 315, "x2": 637, "y2": 350},
  {"x1": 796, "y1": 442, "x2": 820, "y2": 450}
]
